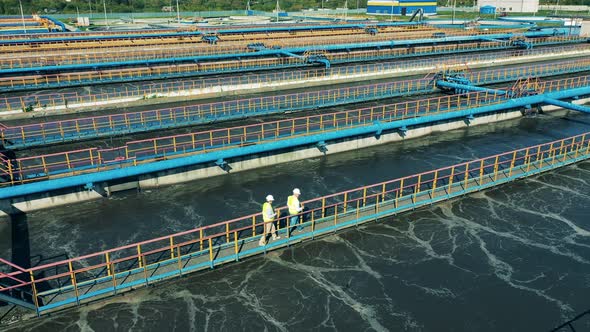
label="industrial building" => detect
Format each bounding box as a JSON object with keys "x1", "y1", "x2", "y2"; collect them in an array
[
  {"x1": 477, "y1": 0, "x2": 539, "y2": 13},
  {"x1": 366, "y1": 0, "x2": 437, "y2": 16}
]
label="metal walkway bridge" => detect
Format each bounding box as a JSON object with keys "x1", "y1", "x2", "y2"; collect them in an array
[
  {"x1": 1, "y1": 31, "x2": 579, "y2": 76},
  {"x1": 3, "y1": 45, "x2": 588, "y2": 112},
  {"x1": 0, "y1": 25, "x2": 436, "y2": 54},
  {"x1": 3, "y1": 58, "x2": 590, "y2": 149},
  {"x1": 0, "y1": 132, "x2": 588, "y2": 315},
  {"x1": 0, "y1": 22, "x2": 423, "y2": 46},
  {"x1": 2, "y1": 36, "x2": 585, "y2": 92},
  {"x1": 0, "y1": 75, "x2": 589, "y2": 199}
]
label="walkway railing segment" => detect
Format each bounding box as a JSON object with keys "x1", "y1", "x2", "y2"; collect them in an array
[
  {"x1": 0, "y1": 78, "x2": 434, "y2": 148},
  {"x1": 3, "y1": 45, "x2": 589, "y2": 112},
  {"x1": 1, "y1": 26, "x2": 436, "y2": 54},
  {"x1": 0, "y1": 24, "x2": 429, "y2": 51},
  {"x1": 0, "y1": 31, "x2": 566, "y2": 75},
  {"x1": 1, "y1": 131, "x2": 588, "y2": 315},
  {"x1": 0, "y1": 40, "x2": 521, "y2": 91},
  {"x1": 3, "y1": 58, "x2": 590, "y2": 149},
  {"x1": 1, "y1": 75, "x2": 588, "y2": 186},
  {"x1": 0, "y1": 29, "x2": 519, "y2": 70}
]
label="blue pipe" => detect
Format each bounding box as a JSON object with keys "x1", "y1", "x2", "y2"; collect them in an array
[
  {"x1": 435, "y1": 80, "x2": 507, "y2": 95},
  {"x1": 279, "y1": 51, "x2": 305, "y2": 59},
  {"x1": 544, "y1": 98, "x2": 590, "y2": 113},
  {"x1": 1, "y1": 86, "x2": 589, "y2": 200},
  {"x1": 479, "y1": 37, "x2": 508, "y2": 43},
  {"x1": 40, "y1": 15, "x2": 67, "y2": 32}
]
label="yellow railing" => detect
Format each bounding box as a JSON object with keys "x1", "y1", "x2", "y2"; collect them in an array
[
  {"x1": 5, "y1": 74, "x2": 587, "y2": 184},
  {"x1": 1, "y1": 90, "x2": 509, "y2": 185},
  {"x1": 2, "y1": 45, "x2": 589, "y2": 112},
  {"x1": 0, "y1": 28, "x2": 541, "y2": 69}
]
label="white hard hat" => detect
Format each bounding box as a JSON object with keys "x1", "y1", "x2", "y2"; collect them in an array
[
  {"x1": 293, "y1": 188, "x2": 301, "y2": 195},
  {"x1": 266, "y1": 195, "x2": 274, "y2": 201}
]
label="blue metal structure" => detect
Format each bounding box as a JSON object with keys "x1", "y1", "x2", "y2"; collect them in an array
[
  {"x1": 5, "y1": 59, "x2": 590, "y2": 149},
  {"x1": 480, "y1": 5, "x2": 496, "y2": 15},
  {"x1": 544, "y1": 98, "x2": 590, "y2": 113},
  {"x1": 435, "y1": 79, "x2": 506, "y2": 95},
  {"x1": 1, "y1": 31, "x2": 581, "y2": 76},
  {"x1": 0, "y1": 85, "x2": 588, "y2": 200},
  {"x1": 367, "y1": 0, "x2": 437, "y2": 16},
  {"x1": 0, "y1": 22, "x2": 422, "y2": 45}
]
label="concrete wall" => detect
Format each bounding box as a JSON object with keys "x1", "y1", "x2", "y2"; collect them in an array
[
  {"x1": 478, "y1": 0, "x2": 539, "y2": 13},
  {"x1": 1, "y1": 97, "x2": 588, "y2": 217},
  {"x1": 539, "y1": 5, "x2": 590, "y2": 12}
]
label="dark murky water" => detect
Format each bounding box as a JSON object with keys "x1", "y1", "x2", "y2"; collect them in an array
[{"x1": 1, "y1": 109, "x2": 590, "y2": 331}]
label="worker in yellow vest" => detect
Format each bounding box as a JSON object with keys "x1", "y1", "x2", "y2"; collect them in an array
[
  {"x1": 287, "y1": 188, "x2": 304, "y2": 234},
  {"x1": 259, "y1": 194, "x2": 280, "y2": 246}
]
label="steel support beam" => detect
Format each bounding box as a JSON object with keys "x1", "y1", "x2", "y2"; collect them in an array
[{"x1": 543, "y1": 98, "x2": 590, "y2": 114}]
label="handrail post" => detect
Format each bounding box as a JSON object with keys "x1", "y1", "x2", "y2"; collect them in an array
[
  {"x1": 431, "y1": 170, "x2": 438, "y2": 199},
  {"x1": 479, "y1": 159, "x2": 485, "y2": 185},
  {"x1": 68, "y1": 261, "x2": 80, "y2": 305},
  {"x1": 493, "y1": 156, "x2": 499, "y2": 181},
  {"x1": 136, "y1": 245, "x2": 143, "y2": 268},
  {"x1": 208, "y1": 238, "x2": 214, "y2": 269},
  {"x1": 137, "y1": 244, "x2": 148, "y2": 286},
  {"x1": 508, "y1": 151, "x2": 517, "y2": 177},
  {"x1": 311, "y1": 209, "x2": 316, "y2": 239},
  {"x1": 234, "y1": 231, "x2": 239, "y2": 261},
  {"x1": 463, "y1": 163, "x2": 470, "y2": 191},
  {"x1": 169, "y1": 236, "x2": 175, "y2": 259},
  {"x1": 225, "y1": 223, "x2": 230, "y2": 243},
  {"x1": 199, "y1": 229, "x2": 204, "y2": 251},
  {"x1": 413, "y1": 174, "x2": 421, "y2": 202},
  {"x1": 29, "y1": 272, "x2": 40, "y2": 315}
]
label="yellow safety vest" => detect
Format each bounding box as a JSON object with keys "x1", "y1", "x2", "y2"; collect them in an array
[
  {"x1": 287, "y1": 195, "x2": 301, "y2": 215},
  {"x1": 262, "y1": 202, "x2": 275, "y2": 222}
]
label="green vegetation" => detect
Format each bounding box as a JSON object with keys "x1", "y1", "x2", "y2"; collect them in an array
[
  {"x1": 0, "y1": 0, "x2": 366, "y2": 15},
  {"x1": 1, "y1": 0, "x2": 585, "y2": 15}
]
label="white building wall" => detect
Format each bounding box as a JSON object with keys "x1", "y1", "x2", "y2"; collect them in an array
[{"x1": 478, "y1": 0, "x2": 539, "y2": 13}]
